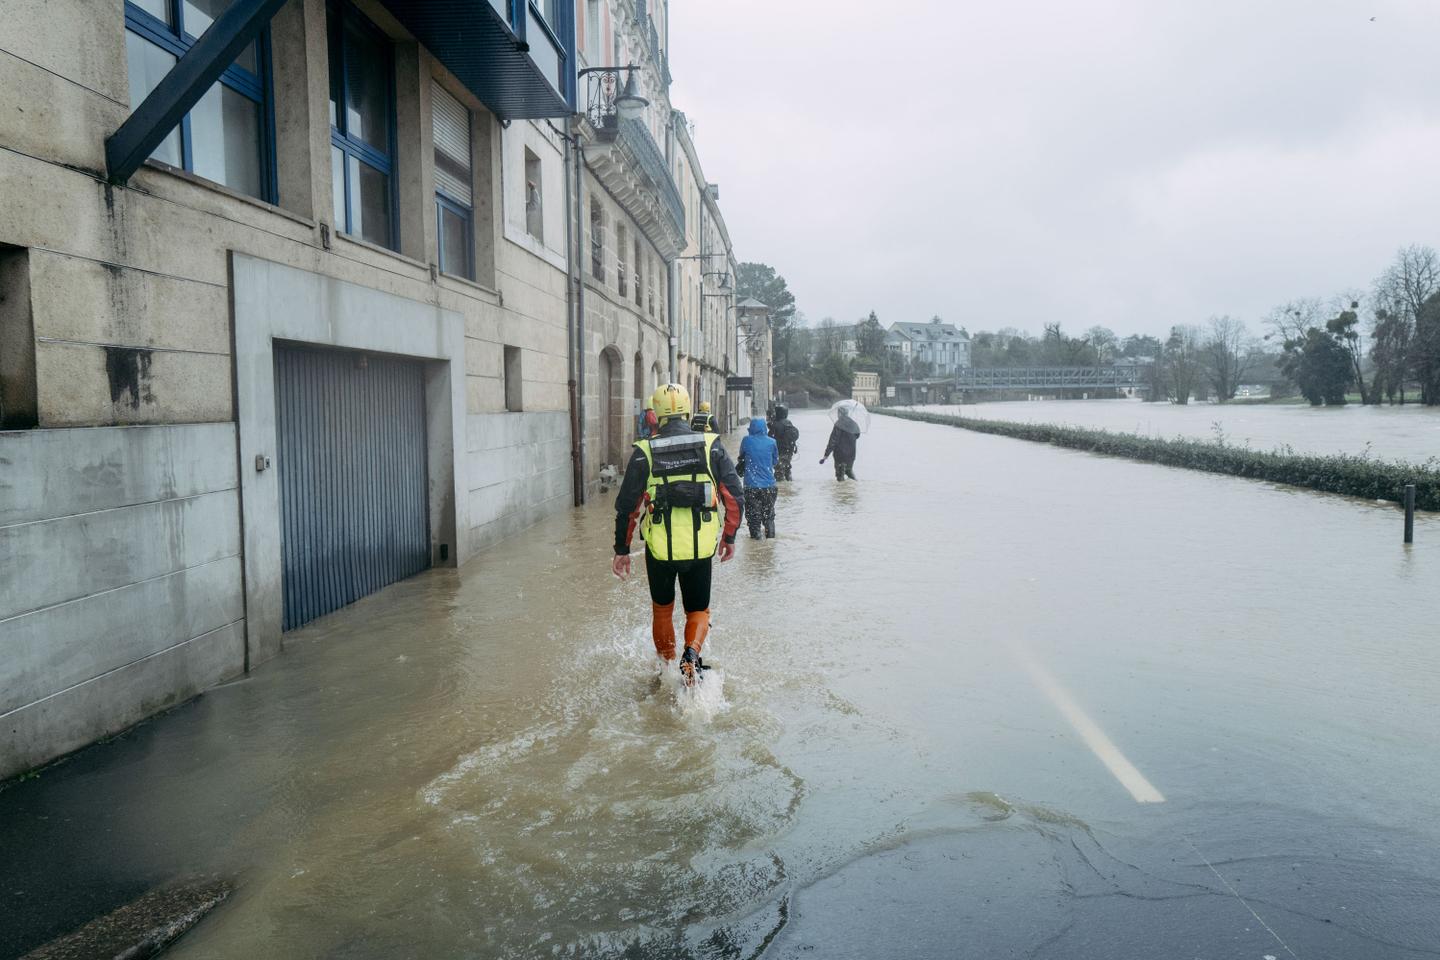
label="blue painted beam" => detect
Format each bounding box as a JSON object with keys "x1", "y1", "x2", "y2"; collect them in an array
[{"x1": 106, "y1": 0, "x2": 289, "y2": 184}]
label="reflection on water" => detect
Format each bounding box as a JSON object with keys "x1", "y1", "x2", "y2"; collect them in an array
[
  {"x1": 906, "y1": 398, "x2": 1440, "y2": 461},
  {"x1": 4, "y1": 413, "x2": 1438, "y2": 959}
]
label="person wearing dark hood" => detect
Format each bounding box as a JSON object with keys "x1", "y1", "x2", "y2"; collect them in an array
[
  {"x1": 767, "y1": 404, "x2": 800, "y2": 481},
  {"x1": 737, "y1": 417, "x2": 779, "y2": 539},
  {"x1": 613, "y1": 384, "x2": 744, "y2": 683},
  {"x1": 821, "y1": 406, "x2": 861, "y2": 480}
]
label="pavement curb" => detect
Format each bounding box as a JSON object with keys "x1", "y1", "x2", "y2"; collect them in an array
[{"x1": 20, "y1": 879, "x2": 231, "y2": 960}]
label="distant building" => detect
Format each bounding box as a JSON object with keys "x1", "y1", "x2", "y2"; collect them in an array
[
  {"x1": 852, "y1": 371, "x2": 881, "y2": 406},
  {"x1": 886, "y1": 321, "x2": 971, "y2": 375}
]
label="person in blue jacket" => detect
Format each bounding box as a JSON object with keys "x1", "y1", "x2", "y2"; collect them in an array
[{"x1": 737, "y1": 418, "x2": 779, "y2": 539}]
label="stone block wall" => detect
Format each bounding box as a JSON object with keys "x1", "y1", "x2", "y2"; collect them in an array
[{"x1": 0, "y1": 424, "x2": 245, "y2": 778}]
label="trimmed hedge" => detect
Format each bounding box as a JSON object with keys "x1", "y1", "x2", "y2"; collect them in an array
[{"x1": 875, "y1": 408, "x2": 1440, "y2": 510}]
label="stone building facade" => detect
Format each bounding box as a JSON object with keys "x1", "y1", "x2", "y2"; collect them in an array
[
  {"x1": 0, "y1": 0, "x2": 738, "y2": 778},
  {"x1": 673, "y1": 113, "x2": 738, "y2": 432}
]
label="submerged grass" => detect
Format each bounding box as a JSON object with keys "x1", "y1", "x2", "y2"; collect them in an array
[{"x1": 875, "y1": 407, "x2": 1440, "y2": 510}]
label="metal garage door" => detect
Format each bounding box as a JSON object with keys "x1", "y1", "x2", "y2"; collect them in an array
[{"x1": 274, "y1": 344, "x2": 430, "y2": 630}]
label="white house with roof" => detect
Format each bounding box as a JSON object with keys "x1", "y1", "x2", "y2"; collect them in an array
[{"x1": 886, "y1": 320, "x2": 971, "y2": 375}]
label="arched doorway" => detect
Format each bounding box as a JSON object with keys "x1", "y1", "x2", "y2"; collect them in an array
[{"x1": 599, "y1": 346, "x2": 625, "y2": 468}]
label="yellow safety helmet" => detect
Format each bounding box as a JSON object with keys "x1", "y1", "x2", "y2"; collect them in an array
[
  {"x1": 699, "y1": 400, "x2": 711, "y2": 413},
  {"x1": 650, "y1": 383, "x2": 691, "y2": 421}
]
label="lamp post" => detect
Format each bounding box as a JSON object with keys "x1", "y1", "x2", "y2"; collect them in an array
[{"x1": 579, "y1": 65, "x2": 649, "y2": 128}]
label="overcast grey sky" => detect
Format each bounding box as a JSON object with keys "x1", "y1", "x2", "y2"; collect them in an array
[{"x1": 667, "y1": 0, "x2": 1440, "y2": 338}]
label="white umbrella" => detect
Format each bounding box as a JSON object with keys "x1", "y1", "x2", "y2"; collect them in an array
[{"x1": 827, "y1": 399, "x2": 869, "y2": 434}]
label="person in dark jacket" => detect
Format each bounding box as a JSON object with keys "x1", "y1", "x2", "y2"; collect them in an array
[
  {"x1": 690, "y1": 400, "x2": 717, "y2": 433},
  {"x1": 821, "y1": 406, "x2": 860, "y2": 480},
  {"x1": 613, "y1": 384, "x2": 743, "y2": 682},
  {"x1": 767, "y1": 404, "x2": 800, "y2": 481},
  {"x1": 737, "y1": 418, "x2": 779, "y2": 539}
]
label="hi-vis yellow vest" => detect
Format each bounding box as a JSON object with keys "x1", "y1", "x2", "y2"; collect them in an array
[{"x1": 638, "y1": 432, "x2": 721, "y2": 561}]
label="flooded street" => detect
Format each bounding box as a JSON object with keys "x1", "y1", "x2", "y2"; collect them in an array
[
  {"x1": 4, "y1": 411, "x2": 1439, "y2": 959},
  {"x1": 906, "y1": 399, "x2": 1440, "y2": 462}
]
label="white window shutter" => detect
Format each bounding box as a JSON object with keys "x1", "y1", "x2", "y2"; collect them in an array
[{"x1": 431, "y1": 82, "x2": 472, "y2": 206}]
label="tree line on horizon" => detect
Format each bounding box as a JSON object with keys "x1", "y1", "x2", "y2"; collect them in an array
[{"x1": 738, "y1": 244, "x2": 1440, "y2": 406}]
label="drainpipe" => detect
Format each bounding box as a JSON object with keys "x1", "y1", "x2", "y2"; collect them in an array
[
  {"x1": 667, "y1": 261, "x2": 677, "y2": 382},
  {"x1": 565, "y1": 115, "x2": 587, "y2": 505},
  {"x1": 564, "y1": 115, "x2": 581, "y2": 506},
  {"x1": 665, "y1": 119, "x2": 678, "y2": 383}
]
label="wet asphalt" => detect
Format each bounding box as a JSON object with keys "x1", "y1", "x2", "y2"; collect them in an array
[{"x1": 2, "y1": 410, "x2": 1438, "y2": 959}]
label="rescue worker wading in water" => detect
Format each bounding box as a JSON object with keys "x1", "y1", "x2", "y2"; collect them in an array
[{"x1": 613, "y1": 384, "x2": 744, "y2": 683}]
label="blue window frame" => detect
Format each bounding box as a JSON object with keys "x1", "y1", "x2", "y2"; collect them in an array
[
  {"x1": 328, "y1": 1, "x2": 397, "y2": 250},
  {"x1": 123, "y1": 0, "x2": 276, "y2": 202},
  {"x1": 435, "y1": 196, "x2": 473, "y2": 280}
]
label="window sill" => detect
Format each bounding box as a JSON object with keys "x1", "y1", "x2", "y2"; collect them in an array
[
  {"x1": 139, "y1": 159, "x2": 316, "y2": 230},
  {"x1": 334, "y1": 232, "x2": 431, "y2": 274},
  {"x1": 438, "y1": 270, "x2": 499, "y2": 299}
]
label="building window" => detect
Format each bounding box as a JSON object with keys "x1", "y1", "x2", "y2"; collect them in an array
[
  {"x1": 329, "y1": 1, "x2": 396, "y2": 248},
  {"x1": 647, "y1": 255, "x2": 657, "y2": 318},
  {"x1": 589, "y1": 198, "x2": 605, "y2": 282},
  {"x1": 633, "y1": 238, "x2": 642, "y2": 307},
  {"x1": 616, "y1": 223, "x2": 628, "y2": 296},
  {"x1": 524, "y1": 148, "x2": 544, "y2": 241},
  {"x1": 123, "y1": 0, "x2": 272, "y2": 201},
  {"x1": 504, "y1": 345, "x2": 523, "y2": 412},
  {"x1": 584, "y1": 0, "x2": 601, "y2": 63},
  {"x1": 432, "y1": 82, "x2": 473, "y2": 280}
]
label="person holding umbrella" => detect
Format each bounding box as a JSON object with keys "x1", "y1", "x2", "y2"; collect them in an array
[{"x1": 820, "y1": 400, "x2": 866, "y2": 481}]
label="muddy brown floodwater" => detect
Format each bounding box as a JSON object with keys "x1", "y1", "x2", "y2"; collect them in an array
[{"x1": 3, "y1": 411, "x2": 1438, "y2": 959}]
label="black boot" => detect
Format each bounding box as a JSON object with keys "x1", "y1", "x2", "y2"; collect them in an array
[{"x1": 680, "y1": 646, "x2": 710, "y2": 685}]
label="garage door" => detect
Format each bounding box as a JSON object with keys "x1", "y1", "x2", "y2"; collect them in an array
[{"x1": 274, "y1": 344, "x2": 430, "y2": 630}]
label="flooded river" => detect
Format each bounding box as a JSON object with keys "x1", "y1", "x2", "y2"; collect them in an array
[
  {"x1": 4, "y1": 412, "x2": 1439, "y2": 958},
  {"x1": 905, "y1": 398, "x2": 1440, "y2": 462}
]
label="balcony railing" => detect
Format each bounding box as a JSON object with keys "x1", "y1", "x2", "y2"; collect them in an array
[
  {"x1": 586, "y1": 74, "x2": 684, "y2": 239},
  {"x1": 616, "y1": 117, "x2": 684, "y2": 238}
]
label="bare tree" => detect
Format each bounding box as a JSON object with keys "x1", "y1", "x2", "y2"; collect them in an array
[
  {"x1": 1084, "y1": 325, "x2": 1119, "y2": 363},
  {"x1": 1202, "y1": 315, "x2": 1254, "y2": 401},
  {"x1": 1163, "y1": 325, "x2": 1204, "y2": 404},
  {"x1": 1375, "y1": 245, "x2": 1440, "y2": 324},
  {"x1": 1264, "y1": 298, "x2": 1324, "y2": 342},
  {"x1": 1371, "y1": 245, "x2": 1440, "y2": 404},
  {"x1": 814, "y1": 317, "x2": 840, "y2": 360}
]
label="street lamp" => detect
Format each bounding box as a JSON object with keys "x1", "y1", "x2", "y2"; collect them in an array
[
  {"x1": 579, "y1": 65, "x2": 649, "y2": 127},
  {"x1": 614, "y1": 69, "x2": 647, "y2": 120}
]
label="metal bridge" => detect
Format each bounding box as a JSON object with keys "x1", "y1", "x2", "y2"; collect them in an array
[{"x1": 893, "y1": 366, "x2": 1146, "y2": 402}]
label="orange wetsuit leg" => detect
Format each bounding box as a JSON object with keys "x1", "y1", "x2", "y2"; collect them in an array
[
  {"x1": 683, "y1": 609, "x2": 710, "y2": 655},
  {"x1": 652, "y1": 602, "x2": 676, "y2": 661}
]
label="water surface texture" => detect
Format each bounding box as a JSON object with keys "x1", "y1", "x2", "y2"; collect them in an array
[
  {"x1": 905, "y1": 398, "x2": 1440, "y2": 461},
  {"x1": 3, "y1": 412, "x2": 1437, "y2": 959}
]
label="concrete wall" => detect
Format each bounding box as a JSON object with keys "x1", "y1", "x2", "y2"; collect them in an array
[
  {"x1": 466, "y1": 411, "x2": 571, "y2": 550},
  {"x1": 0, "y1": 424, "x2": 244, "y2": 778}
]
